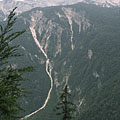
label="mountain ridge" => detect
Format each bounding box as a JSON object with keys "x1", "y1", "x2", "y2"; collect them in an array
[{"x1": 0, "y1": 0, "x2": 120, "y2": 20}]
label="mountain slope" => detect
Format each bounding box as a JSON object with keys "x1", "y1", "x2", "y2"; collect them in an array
[
  {"x1": 2, "y1": 2, "x2": 120, "y2": 120},
  {"x1": 0, "y1": 0, "x2": 120, "y2": 21}
]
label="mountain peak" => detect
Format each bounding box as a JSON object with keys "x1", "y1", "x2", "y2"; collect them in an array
[{"x1": 0, "y1": 0, "x2": 120, "y2": 19}]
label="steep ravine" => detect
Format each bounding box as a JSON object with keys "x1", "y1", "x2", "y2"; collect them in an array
[{"x1": 21, "y1": 24, "x2": 53, "y2": 120}]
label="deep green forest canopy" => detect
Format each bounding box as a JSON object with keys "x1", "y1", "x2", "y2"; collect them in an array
[{"x1": 0, "y1": 8, "x2": 34, "y2": 120}]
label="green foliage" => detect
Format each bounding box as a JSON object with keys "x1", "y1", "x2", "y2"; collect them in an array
[
  {"x1": 55, "y1": 85, "x2": 76, "y2": 120},
  {"x1": 0, "y1": 8, "x2": 34, "y2": 120}
]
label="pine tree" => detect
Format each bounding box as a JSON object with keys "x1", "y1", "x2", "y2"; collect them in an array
[
  {"x1": 55, "y1": 85, "x2": 76, "y2": 120},
  {"x1": 0, "y1": 8, "x2": 34, "y2": 120}
]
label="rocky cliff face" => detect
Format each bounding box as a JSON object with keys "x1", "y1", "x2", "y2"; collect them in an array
[
  {"x1": 0, "y1": 0, "x2": 120, "y2": 21},
  {"x1": 2, "y1": 2, "x2": 120, "y2": 120}
]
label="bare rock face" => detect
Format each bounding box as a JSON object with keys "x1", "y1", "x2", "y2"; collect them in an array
[{"x1": 0, "y1": 0, "x2": 120, "y2": 20}]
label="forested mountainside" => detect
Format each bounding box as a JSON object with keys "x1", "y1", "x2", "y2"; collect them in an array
[{"x1": 1, "y1": 3, "x2": 120, "y2": 120}]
